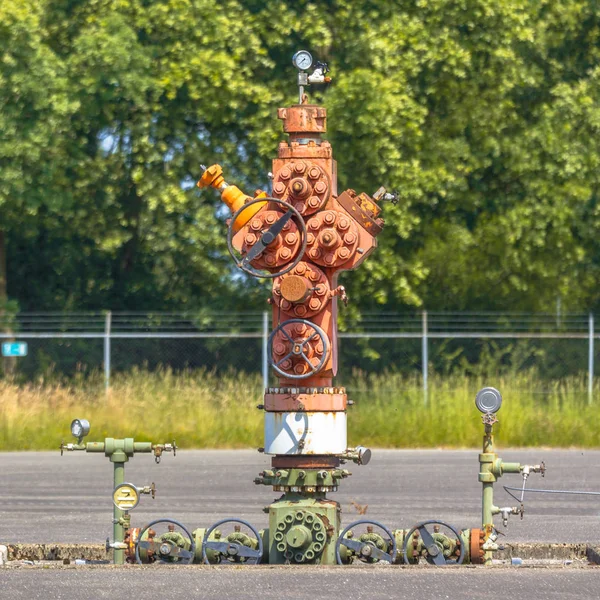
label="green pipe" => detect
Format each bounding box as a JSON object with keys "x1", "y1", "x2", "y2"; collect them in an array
[
  {"x1": 501, "y1": 462, "x2": 521, "y2": 474},
  {"x1": 133, "y1": 442, "x2": 153, "y2": 453},
  {"x1": 113, "y1": 461, "x2": 125, "y2": 565},
  {"x1": 482, "y1": 482, "x2": 494, "y2": 527}
]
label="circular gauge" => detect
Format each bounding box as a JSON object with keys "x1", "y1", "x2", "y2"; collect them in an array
[
  {"x1": 113, "y1": 483, "x2": 140, "y2": 511},
  {"x1": 475, "y1": 387, "x2": 503, "y2": 414},
  {"x1": 70, "y1": 418, "x2": 90, "y2": 439},
  {"x1": 292, "y1": 50, "x2": 313, "y2": 71}
]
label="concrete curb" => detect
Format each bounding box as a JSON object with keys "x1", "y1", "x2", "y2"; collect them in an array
[{"x1": 3, "y1": 542, "x2": 598, "y2": 564}]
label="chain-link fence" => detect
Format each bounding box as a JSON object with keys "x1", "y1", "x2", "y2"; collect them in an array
[{"x1": 0, "y1": 311, "x2": 598, "y2": 400}]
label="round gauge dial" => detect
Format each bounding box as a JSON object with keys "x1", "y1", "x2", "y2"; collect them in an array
[
  {"x1": 113, "y1": 483, "x2": 140, "y2": 511},
  {"x1": 292, "y1": 50, "x2": 313, "y2": 71},
  {"x1": 71, "y1": 418, "x2": 90, "y2": 439}
]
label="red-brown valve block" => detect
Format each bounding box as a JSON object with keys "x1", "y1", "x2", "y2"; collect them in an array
[
  {"x1": 240, "y1": 209, "x2": 302, "y2": 269},
  {"x1": 272, "y1": 261, "x2": 330, "y2": 319},
  {"x1": 305, "y1": 209, "x2": 360, "y2": 268},
  {"x1": 272, "y1": 160, "x2": 330, "y2": 216}
]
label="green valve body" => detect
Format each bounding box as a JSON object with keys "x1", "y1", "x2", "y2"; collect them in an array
[{"x1": 268, "y1": 495, "x2": 340, "y2": 565}]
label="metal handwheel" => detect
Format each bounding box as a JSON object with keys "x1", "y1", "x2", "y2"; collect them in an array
[
  {"x1": 227, "y1": 197, "x2": 307, "y2": 278},
  {"x1": 268, "y1": 318, "x2": 329, "y2": 379},
  {"x1": 402, "y1": 520, "x2": 465, "y2": 566},
  {"x1": 135, "y1": 518, "x2": 195, "y2": 565},
  {"x1": 335, "y1": 519, "x2": 397, "y2": 564},
  {"x1": 202, "y1": 518, "x2": 263, "y2": 565}
]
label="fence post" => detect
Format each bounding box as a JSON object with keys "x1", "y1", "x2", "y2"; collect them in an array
[
  {"x1": 262, "y1": 311, "x2": 269, "y2": 391},
  {"x1": 104, "y1": 311, "x2": 112, "y2": 393},
  {"x1": 589, "y1": 313, "x2": 594, "y2": 404},
  {"x1": 422, "y1": 310, "x2": 428, "y2": 404}
]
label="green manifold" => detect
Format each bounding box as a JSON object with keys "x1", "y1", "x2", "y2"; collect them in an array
[
  {"x1": 61, "y1": 418, "x2": 176, "y2": 565},
  {"x1": 61, "y1": 385, "x2": 546, "y2": 566}
]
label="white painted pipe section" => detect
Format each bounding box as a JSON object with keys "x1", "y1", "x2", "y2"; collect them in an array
[
  {"x1": 264, "y1": 411, "x2": 346, "y2": 455},
  {"x1": 0, "y1": 545, "x2": 7, "y2": 566}
]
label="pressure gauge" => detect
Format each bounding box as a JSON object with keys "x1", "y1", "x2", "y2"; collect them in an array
[
  {"x1": 475, "y1": 387, "x2": 502, "y2": 414},
  {"x1": 113, "y1": 483, "x2": 140, "y2": 511},
  {"x1": 71, "y1": 418, "x2": 90, "y2": 440},
  {"x1": 292, "y1": 50, "x2": 313, "y2": 71}
]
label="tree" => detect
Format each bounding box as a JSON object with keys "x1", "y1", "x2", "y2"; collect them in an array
[{"x1": 4, "y1": 0, "x2": 600, "y2": 321}]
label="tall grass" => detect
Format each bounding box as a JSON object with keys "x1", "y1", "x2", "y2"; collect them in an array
[{"x1": 1, "y1": 369, "x2": 599, "y2": 450}]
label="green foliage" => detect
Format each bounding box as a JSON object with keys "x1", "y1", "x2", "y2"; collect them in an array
[{"x1": 2, "y1": 1, "x2": 600, "y2": 316}]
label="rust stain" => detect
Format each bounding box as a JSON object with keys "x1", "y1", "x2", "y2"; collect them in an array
[{"x1": 350, "y1": 499, "x2": 369, "y2": 515}]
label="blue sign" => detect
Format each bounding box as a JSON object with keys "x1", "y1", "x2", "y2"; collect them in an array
[{"x1": 2, "y1": 342, "x2": 27, "y2": 357}]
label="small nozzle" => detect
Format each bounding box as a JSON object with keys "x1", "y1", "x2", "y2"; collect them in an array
[{"x1": 197, "y1": 164, "x2": 227, "y2": 190}]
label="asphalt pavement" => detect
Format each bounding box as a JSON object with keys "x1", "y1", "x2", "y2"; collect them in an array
[
  {"x1": 2, "y1": 449, "x2": 600, "y2": 599},
  {"x1": 2, "y1": 449, "x2": 600, "y2": 543}
]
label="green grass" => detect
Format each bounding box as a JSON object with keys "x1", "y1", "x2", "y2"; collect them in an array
[{"x1": 1, "y1": 369, "x2": 599, "y2": 450}]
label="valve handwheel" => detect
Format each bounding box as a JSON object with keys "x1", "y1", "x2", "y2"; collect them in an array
[
  {"x1": 335, "y1": 519, "x2": 397, "y2": 565},
  {"x1": 135, "y1": 518, "x2": 195, "y2": 565},
  {"x1": 402, "y1": 520, "x2": 465, "y2": 566},
  {"x1": 227, "y1": 197, "x2": 307, "y2": 278},
  {"x1": 202, "y1": 518, "x2": 263, "y2": 565},
  {"x1": 268, "y1": 318, "x2": 329, "y2": 380}
]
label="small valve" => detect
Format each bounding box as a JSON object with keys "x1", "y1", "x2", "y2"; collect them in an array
[
  {"x1": 373, "y1": 187, "x2": 399, "y2": 205},
  {"x1": 331, "y1": 285, "x2": 349, "y2": 307},
  {"x1": 60, "y1": 441, "x2": 82, "y2": 455},
  {"x1": 522, "y1": 462, "x2": 545, "y2": 480},
  {"x1": 106, "y1": 538, "x2": 128, "y2": 552},
  {"x1": 307, "y1": 61, "x2": 331, "y2": 84},
  {"x1": 343, "y1": 446, "x2": 372, "y2": 466},
  {"x1": 152, "y1": 441, "x2": 177, "y2": 464},
  {"x1": 139, "y1": 482, "x2": 157, "y2": 499},
  {"x1": 497, "y1": 506, "x2": 520, "y2": 528},
  {"x1": 481, "y1": 412, "x2": 498, "y2": 426}
]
